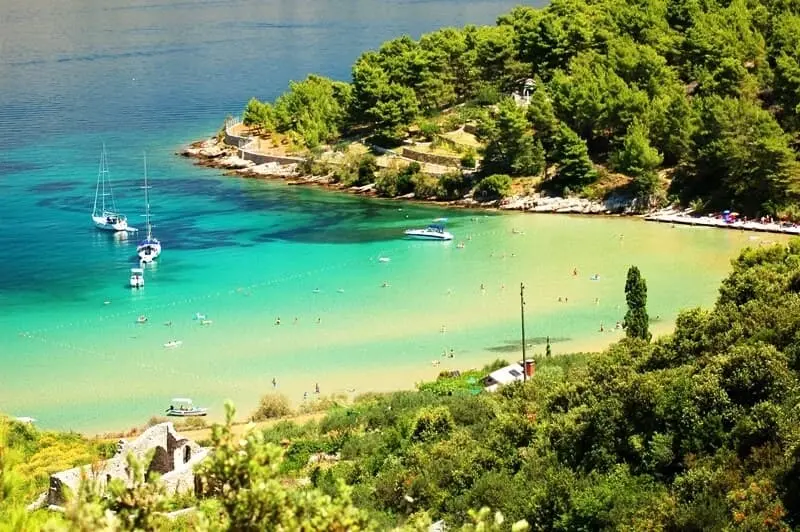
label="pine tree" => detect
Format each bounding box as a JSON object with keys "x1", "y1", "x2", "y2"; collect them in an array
[{"x1": 623, "y1": 266, "x2": 651, "y2": 342}]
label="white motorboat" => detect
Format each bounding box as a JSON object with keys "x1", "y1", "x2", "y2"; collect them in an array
[
  {"x1": 130, "y1": 268, "x2": 144, "y2": 288},
  {"x1": 404, "y1": 223, "x2": 453, "y2": 241},
  {"x1": 92, "y1": 144, "x2": 130, "y2": 232},
  {"x1": 136, "y1": 153, "x2": 162, "y2": 261},
  {"x1": 166, "y1": 397, "x2": 207, "y2": 417},
  {"x1": 163, "y1": 340, "x2": 183, "y2": 348}
]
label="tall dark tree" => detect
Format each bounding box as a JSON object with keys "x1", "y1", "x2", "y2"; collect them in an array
[{"x1": 623, "y1": 265, "x2": 651, "y2": 342}]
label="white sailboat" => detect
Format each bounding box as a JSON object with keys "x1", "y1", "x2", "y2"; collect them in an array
[
  {"x1": 136, "y1": 153, "x2": 161, "y2": 262},
  {"x1": 92, "y1": 144, "x2": 130, "y2": 232}
]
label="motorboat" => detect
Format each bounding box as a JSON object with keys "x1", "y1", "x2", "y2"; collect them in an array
[
  {"x1": 136, "y1": 153, "x2": 162, "y2": 262},
  {"x1": 163, "y1": 340, "x2": 183, "y2": 348},
  {"x1": 92, "y1": 144, "x2": 131, "y2": 232},
  {"x1": 130, "y1": 268, "x2": 144, "y2": 288},
  {"x1": 165, "y1": 397, "x2": 207, "y2": 417},
  {"x1": 404, "y1": 223, "x2": 453, "y2": 241},
  {"x1": 136, "y1": 315, "x2": 148, "y2": 324},
  {"x1": 378, "y1": 257, "x2": 391, "y2": 263}
]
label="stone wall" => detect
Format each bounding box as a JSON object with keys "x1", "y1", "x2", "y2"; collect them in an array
[
  {"x1": 402, "y1": 147, "x2": 462, "y2": 168},
  {"x1": 238, "y1": 148, "x2": 305, "y2": 166},
  {"x1": 46, "y1": 423, "x2": 207, "y2": 507}
]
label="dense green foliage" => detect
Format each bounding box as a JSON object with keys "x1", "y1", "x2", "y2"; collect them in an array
[{"x1": 242, "y1": 0, "x2": 800, "y2": 214}]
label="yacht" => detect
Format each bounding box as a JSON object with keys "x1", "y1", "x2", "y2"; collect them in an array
[
  {"x1": 166, "y1": 398, "x2": 207, "y2": 417},
  {"x1": 130, "y1": 268, "x2": 144, "y2": 288},
  {"x1": 137, "y1": 154, "x2": 162, "y2": 262},
  {"x1": 404, "y1": 223, "x2": 454, "y2": 241},
  {"x1": 92, "y1": 145, "x2": 130, "y2": 232}
]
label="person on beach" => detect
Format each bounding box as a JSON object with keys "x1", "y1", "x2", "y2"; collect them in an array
[
  {"x1": 599, "y1": 323, "x2": 605, "y2": 332},
  {"x1": 573, "y1": 268, "x2": 578, "y2": 277},
  {"x1": 272, "y1": 377, "x2": 277, "y2": 389},
  {"x1": 449, "y1": 348, "x2": 455, "y2": 358},
  {"x1": 303, "y1": 391, "x2": 308, "y2": 401},
  {"x1": 315, "y1": 383, "x2": 320, "y2": 394}
]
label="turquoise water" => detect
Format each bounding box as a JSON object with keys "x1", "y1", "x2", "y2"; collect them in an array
[{"x1": 0, "y1": 0, "x2": 780, "y2": 432}]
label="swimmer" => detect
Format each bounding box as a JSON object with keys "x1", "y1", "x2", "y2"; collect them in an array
[
  {"x1": 595, "y1": 298, "x2": 600, "y2": 305},
  {"x1": 164, "y1": 321, "x2": 173, "y2": 327},
  {"x1": 381, "y1": 281, "x2": 389, "y2": 288},
  {"x1": 480, "y1": 283, "x2": 485, "y2": 291},
  {"x1": 293, "y1": 317, "x2": 298, "y2": 324},
  {"x1": 272, "y1": 377, "x2": 277, "y2": 389},
  {"x1": 317, "y1": 317, "x2": 321, "y2": 324}
]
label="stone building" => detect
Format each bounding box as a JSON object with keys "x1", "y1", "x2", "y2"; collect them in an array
[{"x1": 45, "y1": 422, "x2": 208, "y2": 507}]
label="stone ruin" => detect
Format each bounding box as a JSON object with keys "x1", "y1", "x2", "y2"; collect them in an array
[{"x1": 38, "y1": 422, "x2": 209, "y2": 509}]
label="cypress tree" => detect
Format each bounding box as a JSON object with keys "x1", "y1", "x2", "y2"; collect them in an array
[{"x1": 623, "y1": 266, "x2": 651, "y2": 342}]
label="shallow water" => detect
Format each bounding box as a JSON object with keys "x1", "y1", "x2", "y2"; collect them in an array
[{"x1": 0, "y1": 0, "x2": 783, "y2": 431}]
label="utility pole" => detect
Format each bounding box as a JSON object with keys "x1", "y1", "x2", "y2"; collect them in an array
[{"x1": 521, "y1": 282, "x2": 527, "y2": 383}]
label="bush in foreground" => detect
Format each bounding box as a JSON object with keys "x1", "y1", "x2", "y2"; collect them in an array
[{"x1": 251, "y1": 393, "x2": 292, "y2": 421}]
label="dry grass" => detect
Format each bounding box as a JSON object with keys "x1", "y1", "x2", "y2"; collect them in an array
[{"x1": 442, "y1": 128, "x2": 482, "y2": 148}]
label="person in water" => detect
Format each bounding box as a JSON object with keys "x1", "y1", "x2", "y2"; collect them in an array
[
  {"x1": 275, "y1": 317, "x2": 281, "y2": 325},
  {"x1": 272, "y1": 377, "x2": 277, "y2": 389}
]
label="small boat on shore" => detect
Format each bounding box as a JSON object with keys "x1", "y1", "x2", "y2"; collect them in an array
[
  {"x1": 92, "y1": 144, "x2": 131, "y2": 232},
  {"x1": 130, "y1": 268, "x2": 144, "y2": 288},
  {"x1": 404, "y1": 223, "x2": 453, "y2": 241},
  {"x1": 165, "y1": 397, "x2": 207, "y2": 417}
]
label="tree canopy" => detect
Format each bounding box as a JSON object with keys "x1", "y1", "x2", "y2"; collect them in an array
[{"x1": 239, "y1": 0, "x2": 800, "y2": 213}]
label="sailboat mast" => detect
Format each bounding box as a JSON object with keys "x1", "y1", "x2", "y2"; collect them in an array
[
  {"x1": 143, "y1": 152, "x2": 151, "y2": 240},
  {"x1": 93, "y1": 146, "x2": 102, "y2": 216},
  {"x1": 101, "y1": 144, "x2": 106, "y2": 214}
]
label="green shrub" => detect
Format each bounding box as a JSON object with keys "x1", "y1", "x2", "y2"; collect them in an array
[
  {"x1": 419, "y1": 121, "x2": 441, "y2": 141},
  {"x1": 441, "y1": 114, "x2": 463, "y2": 132},
  {"x1": 411, "y1": 406, "x2": 454, "y2": 443},
  {"x1": 472, "y1": 82, "x2": 502, "y2": 106},
  {"x1": 474, "y1": 174, "x2": 512, "y2": 201},
  {"x1": 251, "y1": 393, "x2": 292, "y2": 421},
  {"x1": 375, "y1": 169, "x2": 399, "y2": 197},
  {"x1": 461, "y1": 149, "x2": 477, "y2": 169},
  {"x1": 412, "y1": 173, "x2": 441, "y2": 199}
]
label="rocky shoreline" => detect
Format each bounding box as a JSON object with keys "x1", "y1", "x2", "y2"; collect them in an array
[
  {"x1": 179, "y1": 137, "x2": 631, "y2": 215},
  {"x1": 179, "y1": 136, "x2": 800, "y2": 236}
]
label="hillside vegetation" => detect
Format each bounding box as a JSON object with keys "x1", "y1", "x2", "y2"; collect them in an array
[{"x1": 243, "y1": 0, "x2": 800, "y2": 216}]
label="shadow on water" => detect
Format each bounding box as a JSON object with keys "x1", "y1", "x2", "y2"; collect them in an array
[
  {"x1": 29, "y1": 180, "x2": 81, "y2": 193},
  {"x1": 486, "y1": 337, "x2": 572, "y2": 353}
]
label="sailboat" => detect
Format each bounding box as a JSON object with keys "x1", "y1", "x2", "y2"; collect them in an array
[
  {"x1": 136, "y1": 153, "x2": 161, "y2": 262},
  {"x1": 92, "y1": 144, "x2": 129, "y2": 232}
]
